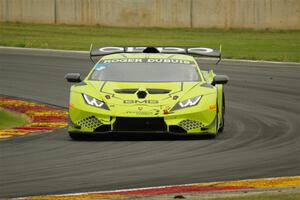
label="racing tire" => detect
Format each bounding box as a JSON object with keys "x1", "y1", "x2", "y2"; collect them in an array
[{"x1": 218, "y1": 92, "x2": 225, "y2": 133}]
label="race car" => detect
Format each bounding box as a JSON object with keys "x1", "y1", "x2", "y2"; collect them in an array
[{"x1": 65, "y1": 46, "x2": 228, "y2": 139}]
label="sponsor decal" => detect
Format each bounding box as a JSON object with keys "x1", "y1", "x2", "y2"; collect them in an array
[
  {"x1": 98, "y1": 46, "x2": 215, "y2": 54},
  {"x1": 123, "y1": 100, "x2": 159, "y2": 104},
  {"x1": 163, "y1": 106, "x2": 172, "y2": 115},
  {"x1": 153, "y1": 109, "x2": 160, "y2": 115},
  {"x1": 138, "y1": 107, "x2": 143, "y2": 111},
  {"x1": 125, "y1": 111, "x2": 154, "y2": 115},
  {"x1": 95, "y1": 63, "x2": 110, "y2": 70},
  {"x1": 101, "y1": 58, "x2": 192, "y2": 65},
  {"x1": 98, "y1": 47, "x2": 124, "y2": 53},
  {"x1": 102, "y1": 58, "x2": 143, "y2": 63}
]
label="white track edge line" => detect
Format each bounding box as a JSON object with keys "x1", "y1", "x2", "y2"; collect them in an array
[
  {"x1": 0, "y1": 46, "x2": 88, "y2": 54},
  {"x1": 15, "y1": 175, "x2": 299, "y2": 199},
  {"x1": 1, "y1": 46, "x2": 299, "y2": 65}
]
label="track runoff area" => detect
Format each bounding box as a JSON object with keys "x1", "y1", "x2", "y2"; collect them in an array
[
  {"x1": 0, "y1": 47, "x2": 299, "y2": 199},
  {"x1": 1, "y1": 96, "x2": 299, "y2": 199},
  {"x1": 12, "y1": 176, "x2": 300, "y2": 199}
]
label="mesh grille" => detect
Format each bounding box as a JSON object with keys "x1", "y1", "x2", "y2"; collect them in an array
[
  {"x1": 77, "y1": 116, "x2": 102, "y2": 129},
  {"x1": 179, "y1": 119, "x2": 204, "y2": 131}
]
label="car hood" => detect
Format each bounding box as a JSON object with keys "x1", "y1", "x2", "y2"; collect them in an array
[{"x1": 74, "y1": 81, "x2": 215, "y2": 116}]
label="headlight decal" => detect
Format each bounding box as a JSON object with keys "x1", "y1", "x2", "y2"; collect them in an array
[
  {"x1": 179, "y1": 96, "x2": 201, "y2": 108},
  {"x1": 82, "y1": 94, "x2": 109, "y2": 110},
  {"x1": 172, "y1": 96, "x2": 202, "y2": 111}
]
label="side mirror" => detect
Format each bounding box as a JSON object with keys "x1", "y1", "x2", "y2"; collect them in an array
[
  {"x1": 65, "y1": 73, "x2": 81, "y2": 83},
  {"x1": 212, "y1": 75, "x2": 229, "y2": 86}
]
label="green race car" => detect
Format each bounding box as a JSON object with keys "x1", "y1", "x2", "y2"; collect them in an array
[{"x1": 65, "y1": 46, "x2": 228, "y2": 139}]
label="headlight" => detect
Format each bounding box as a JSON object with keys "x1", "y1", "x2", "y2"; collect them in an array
[
  {"x1": 172, "y1": 96, "x2": 202, "y2": 111},
  {"x1": 82, "y1": 94, "x2": 109, "y2": 110}
]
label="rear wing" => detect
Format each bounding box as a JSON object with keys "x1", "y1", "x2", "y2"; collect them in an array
[{"x1": 89, "y1": 45, "x2": 222, "y2": 64}]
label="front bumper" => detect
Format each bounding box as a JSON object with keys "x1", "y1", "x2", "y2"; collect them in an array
[{"x1": 68, "y1": 107, "x2": 218, "y2": 135}]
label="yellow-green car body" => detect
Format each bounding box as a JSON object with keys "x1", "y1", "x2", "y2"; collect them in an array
[{"x1": 66, "y1": 49, "x2": 228, "y2": 139}]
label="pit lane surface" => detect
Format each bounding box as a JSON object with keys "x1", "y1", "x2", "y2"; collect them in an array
[{"x1": 0, "y1": 48, "x2": 299, "y2": 198}]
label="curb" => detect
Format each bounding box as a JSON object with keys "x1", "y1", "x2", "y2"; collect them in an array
[
  {"x1": 0, "y1": 96, "x2": 67, "y2": 139},
  {"x1": 15, "y1": 176, "x2": 300, "y2": 200}
]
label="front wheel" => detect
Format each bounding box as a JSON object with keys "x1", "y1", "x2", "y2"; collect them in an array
[{"x1": 218, "y1": 92, "x2": 225, "y2": 133}]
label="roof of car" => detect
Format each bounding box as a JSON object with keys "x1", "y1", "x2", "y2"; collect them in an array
[{"x1": 100, "y1": 53, "x2": 196, "y2": 62}]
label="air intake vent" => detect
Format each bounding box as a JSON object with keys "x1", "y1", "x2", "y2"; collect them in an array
[
  {"x1": 114, "y1": 88, "x2": 138, "y2": 94},
  {"x1": 179, "y1": 119, "x2": 204, "y2": 131},
  {"x1": 77, "y1": 116, "x2": 102, "y2": 129},
  {"x1": 137, "y1": 91, "x2": 147, "y2": 99},
  {"x1": 147, "y1": 88, "x2": 171, "y2": 94}
]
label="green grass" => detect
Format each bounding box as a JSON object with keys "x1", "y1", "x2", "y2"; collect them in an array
[
  {"x1": 191, "y1": 192, "x2": 300, "y2": 200},
  {"x1": 0, "y1": 22, "x2": 300, "y2": 62},
  {"x1": 0, "y1": 108, "x2": 28, "y2": 130},
  {"x1": 211, "y1": 192, "x2": 300, "y2": 200}
]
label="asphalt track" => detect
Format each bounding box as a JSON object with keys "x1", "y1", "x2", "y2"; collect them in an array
[{"x1": 0, "y1": 48, "x2": 299, "y2": 198}]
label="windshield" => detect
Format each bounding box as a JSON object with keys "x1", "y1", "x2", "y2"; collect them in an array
[{"x1": 89, "y1": 58, "x2": 200, "y2": 82}]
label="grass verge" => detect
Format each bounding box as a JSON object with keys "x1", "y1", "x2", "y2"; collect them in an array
[
  {"x1": 198, "y1": 192, "x2": 300, "y2": 200},
  {"x1": 164, "y1": 190, "x2": 300, "y2": 200},
  {"x1": 0, "y1": 108, "x2": 28, "y2": 130},
  {"x1": 0, "y1": 22, "x2": 300, "y2": 62}
]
